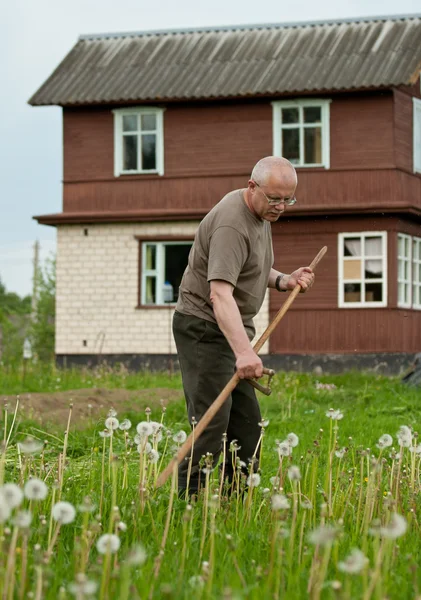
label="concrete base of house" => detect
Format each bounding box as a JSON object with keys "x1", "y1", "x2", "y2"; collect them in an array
[{"x1": 56, "y1": 352, "x2": 416, "y2": 376}]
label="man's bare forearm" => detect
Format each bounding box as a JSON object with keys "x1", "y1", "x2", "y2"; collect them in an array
[
  {"x1": 268, "y1": 268, "x2": 290, "y2": 291},
  {"x1": 210, "y1": 289, "x2": 252, "y2": 358}
]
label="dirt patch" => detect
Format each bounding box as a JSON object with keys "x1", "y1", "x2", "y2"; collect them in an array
[{"x1": 2, "y1": 387, "x2": 183, "y2": 429}]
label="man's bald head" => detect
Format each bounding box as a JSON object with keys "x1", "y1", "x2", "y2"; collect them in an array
[{"x1": 251, "y1": 156, "x2": 297, "y2": 187}]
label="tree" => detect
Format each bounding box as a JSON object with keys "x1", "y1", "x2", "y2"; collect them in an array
[{"x1": 30, "y1": 256, "x2": 56, "y2": 362}]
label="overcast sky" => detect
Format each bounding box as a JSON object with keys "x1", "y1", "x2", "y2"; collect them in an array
[{"x1": 1, "y1": 0, "x2": 420, "y2": 297}]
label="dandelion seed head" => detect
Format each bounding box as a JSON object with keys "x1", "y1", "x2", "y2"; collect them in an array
[
  {"x1": 300, "y1": 500, "x2": 313, "y2": 509},
  {"x1": 335, "y1": 448, "x2": 346, "y2": 459},
  {"x1": 127, "y1": 544, "x2": 147, "y2": 565},
  {"x1": 52, "y1": 501, "x2": 76, "y2": 524},
  {"x1": 377, "y1": 434, "x2": 393, "y2": 449},
  {"x1": 18, "y1": 437, "x2": 43, "y2": 455},
  {"x1": 12, "y1": 510, "x2": 32, "y2": 528},
  {"x1": 148, "y1": 449, "x2": 160, "y2": 464},
  {"x1": 397, "y1": 426, "x2": 412, "y2": 448},
  {"x1": 96, "y1": 533, "x2": 121, "y2": 554},
  {"x1": 247, "y1": 473, "x2": 261, "y2": 488},
  {"x1": 173, "y1": 431, "x2": 187, "y2": 444},
  {"x1": 379, "y1": 513, "x2": 407, "y2": 539},
  {"x1": 24, "y1": 478, "x2": 48, "y2": 501},
  {"x1": 338, "y1": 548, "x2": 369, "y2": 574},
  {"x1": 286, "y1": 433, "x2": 299, "y2": 447},
  {"x1": 105, "y1": 417, "x2": 119, "y2": 431},
  {"x1": 137, "y1": 442, "x2": 152, "y2": 454},
  {"x1": 188, "y1": 575, "x2": 204, "y2": 589},
  {"x1": 119, "y1": 419, "x2": 132, "y2": 431},
  {"x1": 276, "y1": 441, "x2": 292, "y2": 457},
  {"x1": 271, "y1": 494, "x2": 290, "y2": 510},
  {"x1": 258, "y1": 419, "x2": 270, "y2": 428},
  {"x1": 99, "y1": 430, "x2": 111, "y2": 438},
  {"x1": 287, "y1": 466, "x2": 301, "y2": 481},
  {"x1": 270, "y1": 476, "x2": 280, "y2": 487},
  {"x1": 68, "y1": 573, "x2": 98, "y2": 597},
  {"x1": 308, "y1": 525, "x2": 338, "y2": 546},
  {"x1": 136, "y1": 421, "x2": 153, "y2": 437},
  {"x1": 108, "y1": 408, "x2": 117, "y2": 417},
  {"x1": 0, "y1": 492, "x2": 12, "y2": 523},
  {"x1": 117, "y1": 521, "x2": 127, "y2": 532},
  {"x1": 1, "y1": 483, "x2": 24, "y2": 509}
]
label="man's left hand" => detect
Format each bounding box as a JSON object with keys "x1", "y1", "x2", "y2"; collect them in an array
[{"x1": 286, "y1": 267, "x2": 314, "y2": 293}]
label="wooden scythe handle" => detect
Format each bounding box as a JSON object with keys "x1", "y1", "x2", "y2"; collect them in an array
[{"x1": 155, "y1": 246, "x2": 327, "y2": 488}]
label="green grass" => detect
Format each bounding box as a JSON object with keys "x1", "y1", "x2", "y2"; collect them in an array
[{"x1": 0, "y1": 365, "x2": 420, "y2": 599}]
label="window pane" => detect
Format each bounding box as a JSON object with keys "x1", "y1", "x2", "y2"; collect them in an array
[
  {"x1": 282, "y1": 129, "x2": 299, "y2": 163},
  {"x1": 344, "y1": 238, "x2": 361, "y2": 256},
  {"x1": 365, "y1": 282, "x2": 382, "y2": 302},
  {"x1": 141, "y1": 114, "x2": 157, "y2": 130},
  {"x1": 145, "y1": 244, "x2": 156, "y2": 270},
  {"x1": 343, "y1": 259, "x2": 361, "y2": 280},
  {"x1": 344, "y1": 283, "x2": 361, "y2": 302},
  {"x1": 141, "y1": 134, "x2": 156, "y2": 170},
  {"x1": 122, "y1": 115, "x2": 138, "y2": 131},
  {"x1": 164, "y1": 244, "x2": 192, "y2": 303},
  {"x1": 365, "y1": 237, "x2": 382, "y2": 256},
  {"x1": 304, "y1": 107, "x2": 321, "y2": 123},
  {"x1": 123, "y1": 135, "x2": 138, "y2": 170},
  {"x1": 304, "y1": 127, "x2": 322, "y2": 164},
  {"x1": 398, "y1": 260, "x2": 404, "y2": 279},
  {"x1": 365, "y1": 259, "x2": 382, "y2": 279},
  {"x1": 404, "y1": 261, "x2": 410, "y2": 280},
  {"x1": 282, "y1": 108, "x2": 299, "y2": 123},
  {"x1": 145, "y1": 277, "x2": 156, "y2": 304}
]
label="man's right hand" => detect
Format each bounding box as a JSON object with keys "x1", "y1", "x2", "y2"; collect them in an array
[{"x1": 236, "y1": 348, "x2": 264, "y2": 380}]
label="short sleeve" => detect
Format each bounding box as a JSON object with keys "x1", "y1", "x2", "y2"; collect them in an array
[{"x1": 207, "y1": 226, "x2": 249, "y2": 286}]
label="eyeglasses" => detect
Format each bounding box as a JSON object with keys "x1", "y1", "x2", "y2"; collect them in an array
[{"x1": 253, "y1": 181, "x2": 297, "y2": 206}]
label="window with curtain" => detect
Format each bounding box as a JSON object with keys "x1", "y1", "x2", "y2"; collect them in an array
[
  {"x1": 272, "y1": 99, "x2": 331, "y2": 168},
  {"x1": 140, "y1": 241, "x2": 193, "y2": 306},
  {"x1": 338, "y1": 232, "x2": 387, "y2": 307}
]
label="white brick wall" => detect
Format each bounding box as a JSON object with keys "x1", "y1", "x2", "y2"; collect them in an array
[{"x1": 56, "y1": 223, "x2": 270, "y2": 355}]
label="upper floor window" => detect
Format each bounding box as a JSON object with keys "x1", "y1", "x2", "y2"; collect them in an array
[
  {"x1": 272, "y1": 99, "x2": 330, "y2": 168},
  {"x1": 338, "y1": 232, "x2": 387, "y2": 308},
  {"x1": 139, "y1": 240, "x2": 192, "y2": 307},
  {"x1": 398, "y1": 233, "x2": 421, "y2": 310},
  {"x1": 113, "y1": 107, "x2": 164, "y2": 176},
  {"x1": 414, "y1": 98, "x2": 421, "y2": 174}
]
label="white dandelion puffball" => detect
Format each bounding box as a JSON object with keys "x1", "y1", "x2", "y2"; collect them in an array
[
  {"x1": 173, "y1": 430, "x2": 187, "y2": 444},
  {"x1": 137, "y1": 441, "x2": 152, "y2": 454},
  {"x1": 96, "y1": 533, "x2": 121, "y2": 554},
  {"x1": 148, "y1": 449, "x2": 160, "y2": 464},
  {"x1": 286, "y1": 432, "x2": 299, "y2": 447},
  {"x1": 259, "y1": 419, "x2": 270, "y2": 428},
  {"x1": 338, "y1": 549, "x2": 369, "y2": 574},
  {"x1": 271, "y1": 494, "x2": 290, "y2": 510},
  {"x1": 410, "y1": 444, "x2": 421, "y2": 454},
  {"x1": 127, "y1": 544, "x2": 147, "y2": 565},
  {"x1": 68, "y1": 574, "x2": 98, "y2": 597},
  {"x1": 52, "y1": 501, "x2": 77, "y2": 524},
  {"x1": 0, "y1": 492, "x2": 12, "y2": 523},
  {"x1": 377, "y1": 434, "x2": 393, "y2": 449},
  {"x1": 308, "y1": 525, "x2": 338, "y2": 546},
  {"x1": 247, "y1": 473, "x2": 261, "y2": 487},
  {"x1": 119, "y1": 419, "x2": 132, "y2": 431},
  {"x1": 99, "y1": 430, "x2": 111, "y2": 438},
  {"x1": 117, "y1": 521, "x2": 127, "y2": 532},
  {"x1": 287, "y1": 466, "x2": 301, "y2": 481},
  {"x1": 277, "y1": 441, "x2": 292, "y2": 457},
  {"x1": 105, "y1": 417, "x2": 119, "y2": 431},
  {"x1": 108, "y1": 408, "x2": 117, "y2": 418},
  {"x1": 136, "y1": 421, "x2": 153, "y2": 437},
  {"x1": 18, "y1": 437, "x2": 44, "y2": 455},
  {"x1": 12, "y1": 510, "x2": 32, "y2": 528},
  {"x1": 397, "y1": 426, "x2": 412, "y2": 448},
  {"x1": 326, "y1": 409, "x2": 343, "y2": 420},
  {"x1": 379, "y1": 513, "x2": 407, "y2": 539},
  {"x1": 24, "y1": 478, "x2": 48, "y2": 501},
  {"x1": 335, "y1": 448, "x2": 346, "y2": 459},
  {"x1": 270, "y1": 476, "x2": 280, "y2": 488},
  {"x1": 1, "y1": 483, "x2": 24, "y2": 509},
  {"x1": 150, "y1": 421, "x2": 162, "y2": 435}
]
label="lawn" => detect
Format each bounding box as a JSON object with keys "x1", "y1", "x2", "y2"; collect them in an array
[{"x1": 0, "y1": 364, "x2": 420, "y2": 599}]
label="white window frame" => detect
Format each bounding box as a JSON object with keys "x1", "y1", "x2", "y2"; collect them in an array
[
  {"x1": 414, "y1": 97, "x2": 421, "y2": 174},
  {"x1": 413, "y1": 236, "x2": 421, "y2": 310},
  {"x1": 398, "y1": 233, "x2": 412, "y2": 308},
  {"x1": 272, "y1": 99, "x2": 331, "y2": 168},
  {"x1": 113, "y1": 107, "x2": 165, "y2": 176},
  {"x1": 141, "y1": 241, "x2": 193, "y2": 306},
  {"x1": 338, "y1": 232, "x2": 387, "y2": 308}
]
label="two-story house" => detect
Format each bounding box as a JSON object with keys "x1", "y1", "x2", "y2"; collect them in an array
[{"x1": 30, "y1": 14, "x2": 421, "y2": 372}]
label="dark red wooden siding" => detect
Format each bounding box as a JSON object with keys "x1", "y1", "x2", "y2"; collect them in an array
[{"x1": 269, "y1": 215, "x2": 421, "y2": 354}]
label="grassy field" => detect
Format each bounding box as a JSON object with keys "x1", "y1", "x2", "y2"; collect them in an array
[{"x1": 0, "y1": 364, "x2": 420, "y2": 599}]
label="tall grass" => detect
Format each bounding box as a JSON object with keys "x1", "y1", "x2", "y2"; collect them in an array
[{"x1": 0, "y1": 368, "x2": 420, "y2": 599}]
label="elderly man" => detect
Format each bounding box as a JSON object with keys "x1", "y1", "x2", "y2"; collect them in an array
[{"x1": 173, "y1": 156, "x2": 314, "y2": 494}]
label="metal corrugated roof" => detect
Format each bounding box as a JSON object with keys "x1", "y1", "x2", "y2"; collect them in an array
[{"x1": 29, "y1": 14, "x2": 421, "y2": 106}]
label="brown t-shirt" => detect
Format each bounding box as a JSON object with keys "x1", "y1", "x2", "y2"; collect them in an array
[{"x1": 176, "y1": 189, "x2": 274, "y2": 338}]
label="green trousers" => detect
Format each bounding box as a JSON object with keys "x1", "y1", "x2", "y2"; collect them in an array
[{"x1": 173, "y1": 311, "x2": 262, "y2": 491}]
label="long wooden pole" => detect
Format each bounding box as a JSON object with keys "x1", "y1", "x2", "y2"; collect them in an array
[{"x1": 155, "y1": 246, "x2": 327, "y2": 488}]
